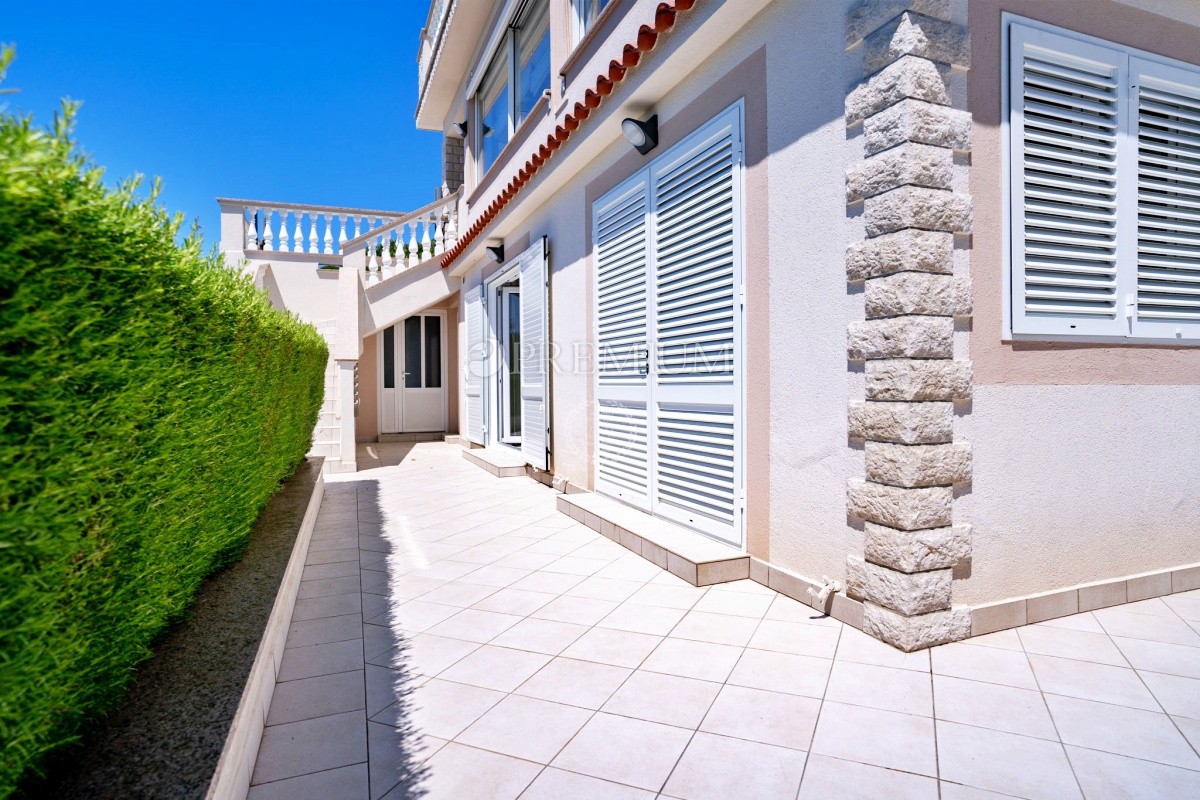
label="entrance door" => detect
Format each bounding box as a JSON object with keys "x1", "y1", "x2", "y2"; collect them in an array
[
  {"x1": 593, "y1": 104, "x2": 743, "y2": 547},
  {"x1": 499, "y1": 286, "x2": 521, "y2": 444},
  {"x1": 380, "y1": 312, "x2": 446, "y2": 433}
]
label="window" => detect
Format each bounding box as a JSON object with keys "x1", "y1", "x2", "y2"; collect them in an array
[
  {"x1": 1007, "y1": 18, "x2": 1200, "y2": 342},
  {"x1": 475, "y1": 0, "x2": 550, "y2": 176},
  {"x1": 571, "y1": 0, "x2": 612, "y2": 45}
]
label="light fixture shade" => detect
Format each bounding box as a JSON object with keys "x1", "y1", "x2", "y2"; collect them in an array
[
  {"x1": 621, "y1": 114, "x2": 659, "y2": 155},
  {"x1": 452, "y1": 119, "x2": 469, "y2": 138},
  {"x1": 486, "y1": 243, "x2": 505, "y2": 263}
]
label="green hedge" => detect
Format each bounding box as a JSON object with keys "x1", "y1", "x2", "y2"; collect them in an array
[{"x1": 0, "y1": 55, "x2": 328, "y2": 795}]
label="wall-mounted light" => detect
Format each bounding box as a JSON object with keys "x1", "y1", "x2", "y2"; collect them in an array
[
  {"x1": 621, "y1": 114, "x2": 659, "y2": 155},
  {"x1": 486, "y1": 242, "x2": 505, "y2": 263},
  {"x1": 452, "y1": 119, "x2": 469, "y2": 138}
]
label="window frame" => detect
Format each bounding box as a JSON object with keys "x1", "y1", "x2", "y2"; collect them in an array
[
  {"x1": 570, "y1": 0, "x2": 612, "y2": 47},
  {"x1": 1002, "y1": 14, "x2": 1200, "y2": 345}
]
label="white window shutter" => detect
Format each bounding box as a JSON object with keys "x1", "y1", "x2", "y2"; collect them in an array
[
  {"x1": 649, "y1": 109, "x2": 741, "y2": 542},
  {"x1": 1009, "y1": 25, "x2": 1128, "y2": 337},
  {"x1": 518, "y1": 237, "x2": 549, "y2": 470},
  {"x1": 593, "y1": 175, "x2": 652, "y2": 511},
  {"x1": 1132, "y1": 58, "x2": 1200, "y2": 340},
  {"x1": 464, "y1": 282, "x2": 486, "y2": 444}
]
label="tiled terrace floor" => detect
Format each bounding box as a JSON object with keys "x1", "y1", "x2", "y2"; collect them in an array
[{"x1": 248, "y1": 442, "x2": 1200, "y2": 800}]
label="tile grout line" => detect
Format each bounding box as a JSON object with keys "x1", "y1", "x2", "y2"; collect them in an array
[
  {"x1": 1015, "y1": 626, "x2": 1089, "y2": 799},
  {"x1": 791, "y1": 613, "x2": 846, "y2": 800}
]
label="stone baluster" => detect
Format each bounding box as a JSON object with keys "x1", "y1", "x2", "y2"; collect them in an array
[
  {"x1": 421, "y1": 214, "x2": 433, "y2": 261},
  {"x1": 445, "y1": 201, "x2": 458, "y2": 249},
  {"x1": 263, "y1": 209, "x2": 275, "y2": 251},
  {"x1": 309, "y1": 214, "x2": 319, "y2": 253},
  {"x1": 291, "y1": 212, "x2": 303, "y2": 253},
  {"x1": 407, "y1": 220, "x2": 419, "y2": 267},
  {"x1": 245, "y1": 207, "x2": 258, "y2": 250}
]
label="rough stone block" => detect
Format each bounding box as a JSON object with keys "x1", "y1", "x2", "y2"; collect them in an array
[
  {"x1": 864, "y1": 98, "x2": 971, "y2": 156},
  {"x1": 864, "y1": 521, "x2": 971, "y2": 572},
  {"x1": 865, "y1": 272, "x2": 971, "y2": 318},
  {"x1": 865, "y1": 359, "x2": 972, "y2": 401},
  {"x1": 849, "y1": 401, "x2": 953, "y2": 444},
  {"x1": 847, "y1": 56, "x2": 950, "y2": 124},
  {"x1": 865, "y1": 441, "x2": 971, "y2": 487},
  {"x1": 847, "y1": 142, "x2": 953, "y2": 202},
  {"x1": 863, "y1": 602, "x2": 970, "y2": 651},
  {"x1": 847, "y1": 229, "x2": 953, "y2": 281},
  {"x1": 847, "y1": 556, "x2": 952, "y2": 614},
  {"x1": 848, "y1": 316, "x2": 953, "y2": 360},
  {"x1": 847, "y1": 479, "x2": 953, "y2": 530},
  {"x1": 864, "y1": 12, "x2": 970, "y2": 74},
  {"x1": 865, "y1": 186, "x2": 972, "y2": 237},
  {"x1": 846, "y1": 0, "x2": 953, "y2": 48}
]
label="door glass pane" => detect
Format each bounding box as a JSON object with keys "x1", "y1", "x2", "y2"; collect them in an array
[
  {"x1": 424, "y1": 315, "x2": 441, "y2": 389},
  {"x1": 404, "y1": 316, "x2": 422, "y2": 388},
  {"x1": 516, "y1": 1, "x2": 550, "y2": 124},
  {"x1": 478, "y1": 50, "x2": 510, "y2": 175},
  {"x1": 507, "y1": 291, "x2": 521, "y2": 436},
  {"x1": 383, "y1": 326, "x2": 395, "y2": 389}
]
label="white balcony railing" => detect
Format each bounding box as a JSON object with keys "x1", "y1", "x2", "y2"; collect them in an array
[
  {"x1": 343, "y1": 189, "x2": 461, "y2": 284},
  {"x1": 418, "y1": 0, "x2": 452, "y2": 103}
]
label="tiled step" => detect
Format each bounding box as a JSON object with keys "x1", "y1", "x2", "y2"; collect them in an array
[
  {"x1": 377, "y1": 432, "x2": 445, "y2": 443},
  {"x1": 462, "y1": 446, "x2": 527, "y2": 478},
  {"x1": 557, "y1": 492, "x2": 749, "y2": 587}
]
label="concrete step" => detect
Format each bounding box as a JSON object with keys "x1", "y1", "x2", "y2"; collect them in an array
[
  {"x1": 462, "y1": 446, "x2": 527, "y2": 478},
  {"x1": 378, "y1": 432, "x2": 445, "y2": 443}
]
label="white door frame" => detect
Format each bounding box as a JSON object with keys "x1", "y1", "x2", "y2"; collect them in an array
[
  {"x1": 484, "y1": 263, "x2": 521, "y2": 450},
  {"x1": 498, "y1": 285, "x2": 522, "y2": 444},
  {"x1": 376, "y1": 310, "x2": 449, "y2": 434}
]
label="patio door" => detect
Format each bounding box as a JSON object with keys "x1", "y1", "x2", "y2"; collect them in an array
[
  {"x1": 380, "y1": 312, "x2": 446, "y2": 433},
  {"x1": 593, "y1": 104, "x2": 744, "y2": 547}
]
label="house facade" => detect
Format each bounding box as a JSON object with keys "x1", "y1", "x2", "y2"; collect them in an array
[{"x1": 219, "y1": 0, "x2": 1200, "y2": 651}]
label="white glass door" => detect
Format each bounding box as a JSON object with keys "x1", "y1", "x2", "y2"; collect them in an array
[
  {"x1": 499, "y1": 287, "x2": 522, "y2": 444},
  {"x1": 380, "y1": 312, "x2": 446, "y2": 433}
]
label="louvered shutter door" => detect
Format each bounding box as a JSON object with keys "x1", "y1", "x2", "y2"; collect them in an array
[
  {"x1": 464, "y1": 282, "x2": 485, "y2": 444},
  {"x1": 593, "y1": 175, "x2": 652, "y2": 511},
  {"x1": 519, "y1": 237, "x2": 549, "y2": 470},
  {"x1": 1009, "y1": 26, "x2": 1127, "y2": 336},
  {"x1": 1132, "y1": 58, "x2": 1200, "y2": 340},
  {"x1": 650, "y1": 108, "x2": 742, "y2": 545}
]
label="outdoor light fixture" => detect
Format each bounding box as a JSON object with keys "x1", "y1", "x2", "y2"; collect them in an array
[
  {"x1": 621, "y1": 114, "x2": 658, "y2": 155},
  {"x1": 486, "y1": 243, "x2": 505, "y2": 263},
  {"x1": 452, "y1": 119, "x2": 468, "y2": 137}
]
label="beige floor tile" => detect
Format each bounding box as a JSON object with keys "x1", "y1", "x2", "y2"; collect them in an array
[
  {"x1": 566, "y1": 576, "x2": 645, "y2": 603},
  {"x1": 418, "y1": 742, "x2": 540, "y2": 800},
  {"x1": 797, "y1": 754, "x2": 937, "y2": 800},
  {"x1": 367, "y1": 720, "x2": 430, "y2": 799},
  {"x1": 1034, "y1": 612, "x2": 1106, "y2": 634},
  {"x1": 748, "y1": 619, "x2": 840, "y2": 659},
  {"x1": 460, "y1": 564, "x2": 534, "y2": 588},
  {"x1": 247, "y1": 764, "x2": 368, "y2": 800},
  {"x1": 839, "y1": 627, "x2": 931, "y2": 671},
  {"x1": 365, "y1": 663, "x2": 412, "y2": 718},
  {"x1": 384, "y1": 574, "x2": 448, "y2": 600},
  {"x1": 594, "y1": 557, "x2": 663, "y2": 583},
  {"x1": 284, "y1": 613, "x2": 363, "y2": 649},
  {"x1": 471, "y1": 586, "x2": 558, "y2": 616},
  {"x1": 598, "y1": 602, "x2": 688, "y2": 635},
  {"x1": 278, "y1": 639, "x2": 364, "y2": 682},
  {"x1": 824, "y1": 660, "x2": 933, "y2": 716},
  {"x1": 416, "y1": 580, "x2": 499, "y2": 608},
  {"x1": 961, "y1": 628, "x2": 1026, "y2": 650},
  {"x1": 509, "y1": 570, "x2": 587, "y2": 595},
  {"x1": 727, "y1": 648, "x2": 833, "y2": 699},
  {"x1": 515, "y1": 657, "x2": 633, "y2": 710},
  {"x1": 532, "y1": 595, "x2": 621, "y2": 626},
  {"x1": 551, "y1": 712, "x2": 693, "y2": 791},
  {"x1": 1173, "y1": 714, "x2": 1200, "y2": 750},
  {"x1": 386, "y1": 600, "x2": 462, "y2": 634},
  {"x1": 1094, "y1": 607, "x2": 1200, "y2": 647},
  {"x1": 765, "y1": 595, "x2": 839, "y2": 625},
  {"x1": 426, "y1": 608, "x2": 524, "y2": 643},
  {"x1": 936, "y1": 721, "x2": 1081, "y2": 800},
  {"x1": 937, "y1": 783, "x2": 1016, "y2": 800},
  {"x1": 253, "y1": 711, "x2": 367, "y2": 785},
  {"x1": 1066, "y1": 745, "x2": 1200, "y2": 800},
  {"x1": 602, "y1": 670, "x2": 721, "y2": 728},
  {"x1": 292, "y1": 592, "x2": 362, "y2": 622},
  {"x1": 933, "y1": 675, "x2": 1058, "y2": 740},
  {"x1": 491, "y1": 617, "x2": 590, "y2": 655},
  {"x1": 266, "y1": 670, "x2": 365, "y2": 726},
  {"x1": 1141, "y1": 670, "x2": 1200, "y2": 718},
  {"x1": 625, "y1": 582, "x2": 707, "y2": 610},
  {"x1": 543, "y1": 555, "x2": 610, "y2": 576},
  {"x1": 456, "y1": 694, "x2": 591, "y2": 764},
  {"x1": 1112, "y1": 635, "x2": 1200, "y2": 679},
  {"x1": 1164, "y1": 591, "x2": 1200, "y2": 622},
  {"x1": 661, "y1": 732, "x2": 805, "y2": 800},
  {"x1": 438, "y1": 645, "x2": 552, "y2": 693},
  {"x1": 1044, "y1": 694, "x2": 1200, "y2": 769},
  {"x1": 1017, "y1": 625, "x2": 1127, "y2": 666},
  {"x1": 931, "y1": 641, "x2": 1039, "y2": 690},
  {"x1": 640, "y1": 638, "x2": 744, "y2": 683},
  {"x1": 692, "y1": 590, "x2": 774, "y2": 618},
  {"x1": 669, "y1": 610, "x2": 760, "y2": 647},
  {"x1": 398, "y1": 678, "x2": 505, "y2": 740},
  {"x1": 700, "y1": 684, "x2": 820, "y2": 751},
  {"x1": 517, "y1": 767, "x2": 656, "y2": 799},
  {"x1": 394, "y1": 633, "x2": 479, "y2": 677},
  {"x1": 561, "y1": 627, "x2": 663, "y2": 668},
  {"x1": 1028, "y1": 653, "x2": 1160, "y2": 710},
  {"x1": 493, "y1": 550, "x2": 561, "y2": 571},
  {"x1": 810, "y1": 701, "x2": 936, "y2": 776}
]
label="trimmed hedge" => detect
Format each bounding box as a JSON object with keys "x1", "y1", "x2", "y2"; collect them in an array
[{"x1": 0, "y1": 57, "x2": 328, "y2": 795}]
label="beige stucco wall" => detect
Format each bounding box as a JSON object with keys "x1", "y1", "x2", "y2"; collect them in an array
[{"x1": 956, "y1": 0, "x2": 1200, "y2": 605}]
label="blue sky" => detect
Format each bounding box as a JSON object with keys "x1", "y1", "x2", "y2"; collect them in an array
[{"x1": 2, "y1": 1, "x2": 444, "y2": 251}]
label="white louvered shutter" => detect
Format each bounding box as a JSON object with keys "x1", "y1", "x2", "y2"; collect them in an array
[
  {"x1": 519, "y1": 237, "x2": 550, "y2": 470},
  {"x1": 1132, "y1": 58, "x2": 1200, "y2": 340},
  {"x1": 1009, "y1": 25, "x2": 1127, "y2": 337},
  {"x1": 464, "y1": 282, "x2": 485, "y2": 444},
  {"x1": 649, "y1": 107, "x2": 742, "y2": 545},
  {"x1": 593, "y1": 175, "x2": 652, "y2": 511}
]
